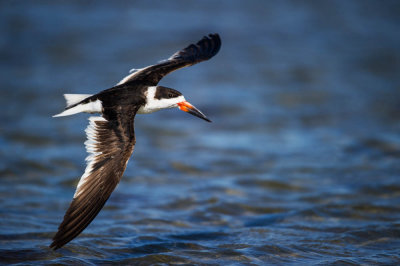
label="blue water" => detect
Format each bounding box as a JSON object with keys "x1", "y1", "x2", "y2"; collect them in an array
[{"x1": 1, "y1": 1, "x2": 400, "y2": 264}]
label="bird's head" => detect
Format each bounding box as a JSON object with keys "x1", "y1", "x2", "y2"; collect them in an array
[{"x1": 138, "y1": 86, "x2": 211, "y2": 122}]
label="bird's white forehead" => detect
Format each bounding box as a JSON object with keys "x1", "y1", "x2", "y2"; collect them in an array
[{"x1": 146, "y1": 86, "x2": 157, "y2": 99}]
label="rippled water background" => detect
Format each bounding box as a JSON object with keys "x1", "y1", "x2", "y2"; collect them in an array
[{"x1": 1, "y1": 1, "x2": 400, "y2": 265}]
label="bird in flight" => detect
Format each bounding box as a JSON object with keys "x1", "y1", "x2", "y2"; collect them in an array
[{"x1": 50, "y1": 33, "x2": 221, "y2": 249}]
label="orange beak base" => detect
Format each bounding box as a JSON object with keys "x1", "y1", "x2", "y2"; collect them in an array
[{"x1": 178, "y1": 101, "x2": 211, "y2": 122}]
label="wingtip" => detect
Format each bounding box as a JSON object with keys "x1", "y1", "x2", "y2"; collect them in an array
[
  {"x1": 201, "y1": 33, "x2": 221, "y2": 57},
  {"x1": 212, "y1": 33, "x2": 221, "y2": 46},
  {"x1": 49, "y1": 241, "x2": 60, "y2": 250},
  {"x1": 209, "y1": 33, "x2": 220, "y2": 39},
  {"x1": 49, "y1": 231, "x2": 66, "y2": 250}
]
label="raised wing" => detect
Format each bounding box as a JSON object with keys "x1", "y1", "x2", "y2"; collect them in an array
[
  {"x1": 117, "y1": 33, "x2": 221, "y2": 86},
  {"x1": 50, "y1": 108, "x2": 137, "y2": 250}
]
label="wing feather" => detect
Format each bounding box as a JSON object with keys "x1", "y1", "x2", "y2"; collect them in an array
[
  {"x1": 50, "y1": 112, "x2": 136, "y2": 250},
  {"x1": 117, "y1": 33, "x2": 221, "y2": 86}
]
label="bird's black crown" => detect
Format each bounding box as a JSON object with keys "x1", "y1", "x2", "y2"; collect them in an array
[{"x1": 154, "y1": 86, "x2": 183, "y2": 100}]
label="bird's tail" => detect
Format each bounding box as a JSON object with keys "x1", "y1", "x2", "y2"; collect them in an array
[
  {"x1": 53, "y1": 94, "x2": 97, "y2": 117},
  {"x1": 64, "y1": 94, "x2": 92, "y2": 108}
]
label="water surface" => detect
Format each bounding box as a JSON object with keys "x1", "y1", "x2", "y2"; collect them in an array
[{"x1": 0, "y1": 1, "x2": 400, "y2": 265}]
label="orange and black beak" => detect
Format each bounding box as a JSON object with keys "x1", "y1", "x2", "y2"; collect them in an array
[{"x1": 178, "y1": 101, "x2": 211, "y2": 122}]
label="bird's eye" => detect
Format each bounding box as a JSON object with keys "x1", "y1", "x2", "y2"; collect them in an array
[{"x1": 168, "y1": 93, "x2": 173, "y2": 98}]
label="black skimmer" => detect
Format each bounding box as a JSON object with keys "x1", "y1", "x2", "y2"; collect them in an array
[{"x1": 50, "y1": 34, "x2": 221, "y2": 250}]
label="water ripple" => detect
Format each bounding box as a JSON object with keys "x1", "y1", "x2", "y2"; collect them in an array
[{"x1": 1, "y1": 0, "x2": 400, "y2": 264}]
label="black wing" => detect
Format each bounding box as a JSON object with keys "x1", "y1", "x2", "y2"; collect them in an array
[
  {"x1": 50, "y1": 107, "x2": 137, "y2": 250},
  {"x1": 117, "y1": 33, "x2": 221, "y2": 86}
]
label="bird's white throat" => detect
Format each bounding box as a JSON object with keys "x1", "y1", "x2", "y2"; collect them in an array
[{"x1": 137, "y1": 86, "x2": 185, "y2": 114}]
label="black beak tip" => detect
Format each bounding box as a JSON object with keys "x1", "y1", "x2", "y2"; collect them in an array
[
  {"x1": 181, "y1": 103, "x2": 212, "y2": 123},
  {"x1": 194, "y1": 114, "x2": 211, "y2": 123}
]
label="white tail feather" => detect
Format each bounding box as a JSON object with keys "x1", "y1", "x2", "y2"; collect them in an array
[
  {"x1": 53, "y1": 99, "x2": 102, "y2": 117},
  {"x1": 64, "y1": 94, "x2": 92, "y2": 107}
]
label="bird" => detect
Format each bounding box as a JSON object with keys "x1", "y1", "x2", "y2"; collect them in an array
[{"x1": 50, "y1": 33, "x2": 221, "y2": 250}]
